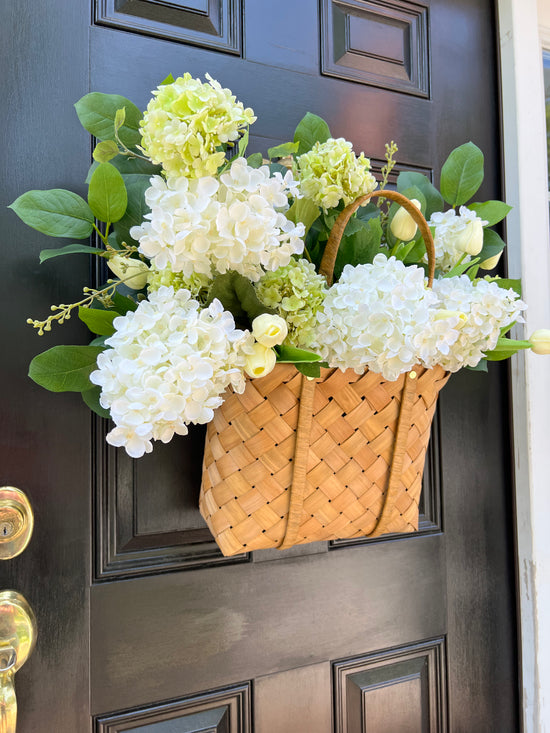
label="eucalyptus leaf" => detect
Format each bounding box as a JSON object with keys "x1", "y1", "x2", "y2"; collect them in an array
[
  {"x1": 468, "y1": 200, "x2": 512, "y2": 226},
  {"x1": 286, "y1": 198, "x2": 320, "y2": 237},
  {"x1": 467, "y1": 359, "x2": 488, "y2": 372},
  {"x1": 82, "y1": 385, "x2": 111, "y2": 419},
  {"x1": 28, "y1": 345, "x2": 104, "y2": 393},
  {"x1": 440, "y1": 142, "x2": 484, "y2": 206},
  {"x1": 268, "y1": 141, "x2": 299, "y2": 159},
  {"x1": 206, "y1": 272, "x2": 274, "y2": 326},
  {"x1": 112, "y1": 291, "x2": 138, "y2": 314},
  {"x1": 486, "y1": 277, "x2": 522, "y2": 296},
  {"x1": 296, "y1": 362, "x2": 329, "y2": 378},
  {"x1": 478, "y1": 228, "x2": 506, "y2": 263},
  {"x1": 93, "y1": 140, "x2": 120, "y2": 163},
  {"x1": 74, "y1": 92, "x2": 142, "y2": 148},
  {"x1": 293, "y1": 112, "x2": 331, "y2": 156},
  {"x1": 160, "y1": 73, "x2": 175, "y2": 86},
  {"x1": 114, "y1": 174, "x2": 151, "y2": 244},
  {"x1": 78, "y1": 307, "x2": 118, "y2": 336},
  {"x1": 247, "y1": 152, "x2": 263, "y2": 168},
  {"x1": 39, "y1": 243, "x2": 105, "y2": 263},
  {"x1": 9, "y1": 189, "x2": 94, "y2": 239},
  {"x1": 334, "y1": 218, "x2": 383, "y2": 279},
  {"x1": 88, "y1": 162, "x2": 128, "y2": 223},
  {"x1": 396, "y1": 171, "x2": 443, "y2": 218}
]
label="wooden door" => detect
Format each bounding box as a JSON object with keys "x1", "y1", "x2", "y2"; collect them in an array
[{"x1": 1, "y1": 0, "x2": 519, "y2": 731}]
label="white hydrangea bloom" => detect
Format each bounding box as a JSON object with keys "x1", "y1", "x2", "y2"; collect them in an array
[
  {"x1": 89, "y1": 286, "x2": 254, "y2": 458},
  {"x1": 311, "y1": 255, "x2": 438, "y2": 381},
  {"x1": 131, "y1": 158, "x2": 304, "y2": 282},
  {"x1": 425, "y1": 276, "x2": 526, "y2": 371},
  {"x1": 427, "y1": 206, "x2": 488, "y2": 272}
]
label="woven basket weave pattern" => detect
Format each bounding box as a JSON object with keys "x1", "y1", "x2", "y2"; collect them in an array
[{"x1": 200, "y1": 363, "x2": 449, "y2": 556}]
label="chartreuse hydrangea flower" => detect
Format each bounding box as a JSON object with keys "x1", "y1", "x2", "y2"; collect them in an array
[
  {"x1": 140, "y1": 73, "x2": 256, "y2": 179},
  {"x1": 147, "y1": 263, "x2": 211, "y2": 300},
  {"x1": 131, "y1": 157, "x2": 304, "y2": 282},
  {"x1": 296, "y1": 137, "x2": 377, "y2": 212},
  {"x1": 89, "y1": 286, "x2": 254, "y2": 458},
  {"x1": 255, "y1": 258, "x2": 328, "y2": 348}
]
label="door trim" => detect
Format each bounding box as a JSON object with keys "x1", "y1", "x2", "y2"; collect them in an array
[{"x1": 498, "y1": 1, "x2": 550, "y2": 730}]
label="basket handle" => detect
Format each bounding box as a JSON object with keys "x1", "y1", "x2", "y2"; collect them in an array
[{"x1": 318, "y1": 190, "x2": 436, "y2": 287}]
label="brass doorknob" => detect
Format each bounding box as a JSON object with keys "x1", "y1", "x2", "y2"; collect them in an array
[
  {"x1": 0, "y1": 591, "x2": 37, "y2": 733},
  {"x1": 0, "y1": 489, "x2": 33, "y2": 560}
]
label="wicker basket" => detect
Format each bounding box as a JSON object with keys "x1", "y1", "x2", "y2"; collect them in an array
[{"x1": 199, "y1": 191, "x2": 450, "y2": 556}]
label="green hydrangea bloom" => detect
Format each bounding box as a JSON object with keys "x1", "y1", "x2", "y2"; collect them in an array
[
  {"x1": 147, "y1": 264, "x2": 211, "y2": 301},
  {"x1": 255, "y1": 258, "x2": 328, "y2": 348},
  {"x1": 140, "y1": 73, "x2": 256, "y2": 179},
  {"x1": 296, "y1": 137, "x2": 377, "y2": 212}
]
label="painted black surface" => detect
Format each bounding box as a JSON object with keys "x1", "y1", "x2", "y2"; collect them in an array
[{"x1": 1, "y1": 0, "x2": 519, "y2": 731}]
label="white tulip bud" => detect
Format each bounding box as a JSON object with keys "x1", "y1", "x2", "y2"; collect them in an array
[
  {"x1": 479, "y1": 251, "x2": 502, "y2": 270},
  {"x1": 529, "y1": 329, "x2": 550, "y2": 355},
  {"x1": 244, "y1": 343, "x2": 277, "y2": 379},
  {"x1": 455, "y1": 219, "x2": 484, "y2": 256},
  {"x1": 390, "y1": 198, "x2": 421, "y2": 242},
  {"x1": 107, "y1": 254, "x2": 149, "y2": 289},
  {"x1": 252, "y1": 313, "x2": 288, "y2": 347}
]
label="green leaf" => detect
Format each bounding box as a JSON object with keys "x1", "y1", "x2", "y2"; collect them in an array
[
  {"x1": 82, "y1": 385, "x2": 111, "y2": 418},
  {"x1": 296, "y1": 362, "x2": 329, "y2": 378},
  {"x1": 237, "y1": 128, "x2": 249, "y2": 158},
  {"x1": 9, "y1": 189, "x2": 94, "y2": 239},
  {"x1": 28, "y1": 345, "x2": 104, "y2": 393},
  {"x1": 78, "y1": 307, "x2": 118, "y2": 336},
  {"x1": 114, "y1": 174, "x2": 151, "y2": 245},
  {"x1": 160, "y1": 73, "x2": 175, "y2": 86},
  {"x1": 468, "y1": 200, "x2": 512, "y2": 226},
  {"x1": 268, "y1": 141, "x2": 299, "y2": 159},
  {"x1": 396, "y1": 171, "x2": 443, "y2": 218},
  {"x1": 89, "y1": 335, "x2": 108, "y2": 347},
  {"x1": 286, "y1": 198, "x2": 320, "y2": 237},
  {"x1": 440, "y1": 142, "x2": 484, "y2": 206},
  {"x1": 74, "y1": 92, "x2": 142, "y2": 148},
  {"x1": 334, "y1": 218, "x2": 383, "y2": 279},
  {"x1": 114, "y1": 107, "x2": 126, "y2": 133},
  {"x1": 293, "y1": 112, "x2": 331, "y2": 156},
  {"x1": 478, "y1": 228, "x2": 506, "y2": 263},
  {"x1": 275, "y1": 345, "x2": 323, "y2": 363},
  {"x1": 247, "y1": 152, "x2": 263, "y2": 168},
  {"x1": 206, "y1": 272, "x2": 274, "y2": 326},
  {"x1": 485, "y1": 277, "x2": 522, "y2": 296},
  {"x1": 269, "y1": 162, "x2": 290, "y2": 176},
  {"x1": 484, "y1": 337, "x2": 532, "y2": 361},
  {"x1": 88, "y1": 162, "x2": 128, "y2": 223},
  {"x1": 93, "y1": 140, "x2": 120, "y2": 163},
  {"x1": 39, "y1": 243, "x2": 105, "y2": 263},
  {"x1": 112, "y1": 291, "x2": 138, "y2": 314},
  {"x1": 467, "y1": 359, "x2": 488, "y2": 372}
]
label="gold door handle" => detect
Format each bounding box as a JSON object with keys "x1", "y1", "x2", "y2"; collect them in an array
[
  {"x1": 0, "y1": 592, "x2": 37, "y2": 733},
  {"x1": 0, "y1": 489, "x2": 33, "y2": 560}
]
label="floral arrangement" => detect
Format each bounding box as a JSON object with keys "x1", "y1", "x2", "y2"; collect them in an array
[{"x1": 10, "y1": 73, "x2": 550, "y2": 459}]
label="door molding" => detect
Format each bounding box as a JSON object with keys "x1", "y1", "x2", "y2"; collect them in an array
[{"x1": 497, "y1": 1, "x2": 550, "y2": 730}]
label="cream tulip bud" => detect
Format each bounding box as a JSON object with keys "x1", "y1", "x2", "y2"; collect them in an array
[
  {"x1": 455, "y1": 219, "x2": 484, "y2": 256},
  {"x1": 390, "y1": 199, "x2": 421, "y2": 242},
  {"x1": 529, "y1": 329, "x2": 550, "y2": 355},
  {"x1": 107, "y1": 254, "x2": 149, "y2": 290},
  {"x1": 252, "y1": 313, "x2": 288, "y2": 347},
  {"x1": 479, "y1": 251, "x2": 502, "y2": 270},
  {"x1": 244, "y1": 343, "x2": 277, "y2": 379}
]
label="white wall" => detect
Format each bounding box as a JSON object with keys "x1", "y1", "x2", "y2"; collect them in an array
[{"x1": 498, "y1": 0, "x2": 550, "y2": 730}]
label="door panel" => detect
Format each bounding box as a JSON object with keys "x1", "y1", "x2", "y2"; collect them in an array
[{"x1": 1, "y1": 0, "x2": 519, "y2": 731}]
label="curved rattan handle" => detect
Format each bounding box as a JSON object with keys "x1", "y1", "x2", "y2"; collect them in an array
[{"x1": 318, "y1": 190, "x2": 436, "y2": 287}]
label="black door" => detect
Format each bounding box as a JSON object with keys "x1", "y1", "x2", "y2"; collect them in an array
[{"x1": 1, "y1": 1, "x2": 519, "y2": 731}]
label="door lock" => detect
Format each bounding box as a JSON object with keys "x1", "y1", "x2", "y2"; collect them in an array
[
  {"x1": 0, "y1": 591, "x2": 37, "y2": 733},
  {"x1": 0, "y1": 489, "x2": 33, "y2": 560}
]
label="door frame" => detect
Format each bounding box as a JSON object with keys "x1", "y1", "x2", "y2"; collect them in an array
[{"x1": 497, "y1": 0, "x2": 550, "y2": 730}]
